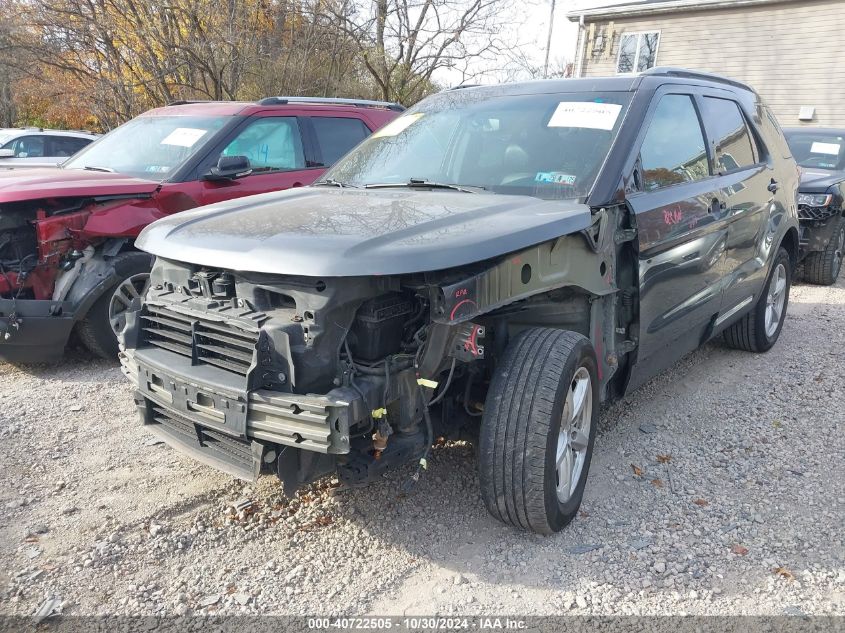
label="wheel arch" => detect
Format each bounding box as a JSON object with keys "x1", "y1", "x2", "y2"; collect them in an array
[
  {"x1": 66, "y1": 244, "x2": 153, "y2": 322},
  {"x1": 779, "y1": 226, "x2": 799, "y2": 268}
]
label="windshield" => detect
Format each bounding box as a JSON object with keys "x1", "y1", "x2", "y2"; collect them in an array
[
  {"x1": 323, "y1": 90, "x2": 631, "y2": 200},
  {"x1": 64, "y1": 115, "x2": 228, "y2": 179},
  {"x1": 784, "y1": 130, "x2": 845, "y2": 171}
]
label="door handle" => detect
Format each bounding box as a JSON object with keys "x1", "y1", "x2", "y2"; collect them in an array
[
  {"x1": 709, "y1": 198, "x2": 726, "y2": 214},
  {"x1": 767, "y1": 179, "x2": 778, "y2": 193}
]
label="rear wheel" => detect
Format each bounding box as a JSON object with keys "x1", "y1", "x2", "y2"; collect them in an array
[
  {"x1": 77, "y1": 252, "x2": 152, "y2": 359},
  {"x1": 723, "y1": 247, "x2": 791, "y2": 353},
  {"x1": 479, "y1": 328, "x2": 599, "y2": 534},
  {"x1": 803, "y1": 217, "x2": 844, "y2": 286}
]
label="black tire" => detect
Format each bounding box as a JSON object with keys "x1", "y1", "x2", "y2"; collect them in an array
[
  {"x1": 803, "y1": 217, "x2": 844, "y2": 286},
  {"x1": 723, "y1": 247, "x2": 791, "y2": 353},
  {"x1": 76, "y1": 252, "x2": 152, "y2": 359},
  {"x1": 479, "y1": 328, "x2": 599, "y2": 534}
]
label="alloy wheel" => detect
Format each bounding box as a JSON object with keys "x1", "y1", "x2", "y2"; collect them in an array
[
  {"x1": 109, "y1": 273, "x2": 150, "y2": 335},
  {"x1": 555, "y1": 366, "x2": 593, "y2": 503},
  {"x1": 764, "y1": 263, "x2": 787, "y2": 338}
]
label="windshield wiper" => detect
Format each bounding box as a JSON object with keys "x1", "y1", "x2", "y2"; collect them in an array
[
  {"x1": 82, "y1": 165, "x2": 115, "y2": 173},
  {"x1": 313, "y1": 178, "x2": 359, "y2": 189},
  {"x1": 365, "y1": 178, "x2": 484, "y2": 193}
]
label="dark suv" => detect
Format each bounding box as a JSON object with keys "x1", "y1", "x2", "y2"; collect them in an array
[
  {"x1": 0, "y1": 97, "x2": 401, "y2": 362},
  {"x1": 783, "y1": 127, "x2": 845, "y2": 285},
  {"x1": 120, "y1": 68, "x2": 799, "y2": 534}
]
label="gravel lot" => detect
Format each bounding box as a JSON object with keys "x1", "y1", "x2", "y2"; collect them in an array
[{"x1": 1, "y1": 278, "x2": 843, "y2": 620}]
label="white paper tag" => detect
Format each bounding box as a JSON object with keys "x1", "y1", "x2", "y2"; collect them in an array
[
  {"x1": 548, "y1": 102, "x2": 622, "y2": 131},
  {"x1": 372, "y1": 113, "x2": 424, "y2": 138},
  {"x1": 810, "y1": 141, "x2": 841, "y2": 156},
  {"x1": 161, "y1": 128, "x2": 208, "y2": 148}
]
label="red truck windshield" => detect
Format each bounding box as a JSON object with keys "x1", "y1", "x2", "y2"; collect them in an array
[{"x1": 63, "y1": 115, "x2": 227, "y2": 180}]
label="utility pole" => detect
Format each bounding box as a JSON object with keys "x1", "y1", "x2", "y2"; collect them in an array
[{"x1": 543, "y1": 0, "x2": 556, "y2": 78}]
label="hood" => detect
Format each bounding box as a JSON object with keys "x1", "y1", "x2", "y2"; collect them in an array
[
  {"x1": 798, "y1": 168, "x2": 844, "y2": 193},
  {"x1": 137, "y1": 187, "x2": 592, "y2": 276},
  {"x1": 0, "y1": 167, "x2": 160, "y2": 204}
]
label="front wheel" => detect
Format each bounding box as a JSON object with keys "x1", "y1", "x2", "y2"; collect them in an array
[
  {"x1": 723, "y1": 247, "x2": 791, "y2": 353},
  {"x1": 76, "y1": 252, "x2": 152, "y2": 359},
  {"x1": 479, "y1": 328, "x2": 599, "y2": 534},
  {"x1": 803, "y1": 217, "x2": 844, "y2": 286}
]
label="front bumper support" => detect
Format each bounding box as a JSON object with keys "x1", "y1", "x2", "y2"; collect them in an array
[
  {"x1": 122, "y1": 347, "x2": 356, "y2": 479},
  {"x1": 0, "y1": 298, "x2": 75, "y2": 363}
]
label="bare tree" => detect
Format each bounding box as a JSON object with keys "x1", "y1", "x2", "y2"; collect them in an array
[{"x1": 330, "y1": 0, "x2": 515, "y2": 103}]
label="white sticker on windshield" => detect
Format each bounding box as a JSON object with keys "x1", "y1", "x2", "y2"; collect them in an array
[
  {"x1": 372, "y1": 113, "x2": 424, "y2": 138},
  {"x1": 810, "y1": 141, "x2": 841, "y2": 156},
  {"x1": 548, "y1": 102, "x2": 622, "y2": 130},
  {"x1": 161, "y1": 127, "x2": 208, "y2": 148}
]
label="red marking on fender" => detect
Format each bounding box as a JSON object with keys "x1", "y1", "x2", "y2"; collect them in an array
[
  {"x1": 454, "y1": 287, "x2": 468, "y2": 298},
  {"x1": 663, "y1": 207, "x2": 683, "y2": 226},
  {"x1": 512, "y1": 256, "x2": 522, "y2": 265},
  {"x1": 449, "y1": 298, "x2": 477, "y2": 321}
]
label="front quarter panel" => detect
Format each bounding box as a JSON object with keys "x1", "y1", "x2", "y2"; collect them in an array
[{"x1": 80, "y1": 186, "x2": 201, "y2": 238}]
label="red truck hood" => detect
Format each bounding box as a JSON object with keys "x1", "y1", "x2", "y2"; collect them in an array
[{"x1": 0, "y1": 167, "x2": 160, "y2": 203}]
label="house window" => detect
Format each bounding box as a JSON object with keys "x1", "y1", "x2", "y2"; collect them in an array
[{"x1": 617, "y1": 32, "x2": 660, "y2": 73}]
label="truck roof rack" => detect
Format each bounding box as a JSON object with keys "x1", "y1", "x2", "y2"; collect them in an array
[
  {"x1": 641, "y1": 67, "x2": 755, "y2": 92},
  {"x1": 166, "y1": 100, "x2": 217, "y2": 106},
  {"x1": 256, "y1": 96, "x2": 405, "y2": 112}
]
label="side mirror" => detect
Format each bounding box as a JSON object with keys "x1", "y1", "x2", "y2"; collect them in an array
[
  {"x1": 0, "y1": 149, "x2": 15, "y2": 158},
  {"x1": 204, "y1": 155, "x2": 252, "y2": 181}
]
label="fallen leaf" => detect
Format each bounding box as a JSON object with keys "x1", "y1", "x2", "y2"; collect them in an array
[
  {"x1": 693, "y1": 498, "x2": 709, "y2": 507},
  {"x1": 774, "y1": 567, "x2": 794, "y2": 581},
  {"x1": 631, "y1": 464, "x2": 643, "y2": 477},
  {"x1": 814, "y1": 374, "x2": 823, "y2": 382},
  {"x1": 772, "y1": 420, "x2": 782, "y2": 429},
  {"x1": 650, "y1": 479, "x2": 664, "y2": 488},
  {"x1": 656, "y1": 454, "x2": 672, "y2": 463},
  {"x1": 730, "y1": 544, "x2": 749, "y2": 556},
  {"x1": 579, "y1": 510, "x2": 590, "y2": 518}
]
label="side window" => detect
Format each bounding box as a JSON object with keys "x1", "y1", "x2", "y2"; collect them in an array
[
  {"x1": 701, "y1": 97, "x2": 757, "y2": 173},
  {"x1": 617, "y1": 32, "x2": 660, "y2": 73},
  {"x1": 48, "y1": 136, "x2": 92, "y2": 157},
  {"x1": 222, "y1": 117, "x2": 305, "y2": 171},
  {"x1": 639, "y1": 94, "x2": 709, "y2": 191},
  {"x1": 311, "y1": 117, "x2": 370, "y2": 166},
  {"x1": 8, "y1": 136, "x2": 46, "y2": 158}
]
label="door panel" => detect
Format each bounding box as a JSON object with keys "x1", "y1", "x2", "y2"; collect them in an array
[
  {"x1": 196, "y1": 168, "x2": 325, "y2": 206},
  {"x1": 631, "y1": 181, "x2": 728, "y2": 361},
  {"x1": 699, "y1": 95, "x2": 772, "y2": 321}
]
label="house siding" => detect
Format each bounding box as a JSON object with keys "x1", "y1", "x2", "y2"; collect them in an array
[{"x1": 574, "y1": 0, "x2": 845, "y2": 126}]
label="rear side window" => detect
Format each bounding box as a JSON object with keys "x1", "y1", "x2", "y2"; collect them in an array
[
  {"x1": 639, "y1": 94, "x2": 708, "y2": 191},
  {"x1": 48, "y1": 136, "x2": 92, "y2": 157},
  {"x1": 702, "y1": 97, "x2": 757, "y2": 173},
  {"x1": 764, "y1": 106, "x2": 793, "y2": 160},
  {"x1": 311, "y1": 117, "x2": 370, "y2": 165}
]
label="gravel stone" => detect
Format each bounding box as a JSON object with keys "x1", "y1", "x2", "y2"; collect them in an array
[{"x1": 0, "y1": 280, "x2": 843, "y2": 617}]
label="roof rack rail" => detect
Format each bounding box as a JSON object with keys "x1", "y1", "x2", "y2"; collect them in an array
[
  {"x1": 256, "y1": 96, "x2": 405, "y2": 112},
  {"x1": 166, "y1": 99, "x2": 217, "y2": 106},
  {"x1": 641, "y1": 67, "x2": 755, "y2": 92},
  {"x1": 447, "y1": 84, "x2": 482, "y2": 91}
]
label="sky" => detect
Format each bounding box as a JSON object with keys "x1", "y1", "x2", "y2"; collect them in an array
[{"x1": 439, "y1": 0, "x2": 629, "y2": 84}]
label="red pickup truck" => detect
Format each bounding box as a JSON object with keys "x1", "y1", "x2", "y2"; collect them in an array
[{"x1": 0, "y1": 97, "x2": 401, "y2": 362}]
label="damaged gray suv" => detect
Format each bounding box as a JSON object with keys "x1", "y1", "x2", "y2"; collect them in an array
[{"x1": 120, "y1": 68, "x2": 799, "y2": 534}]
